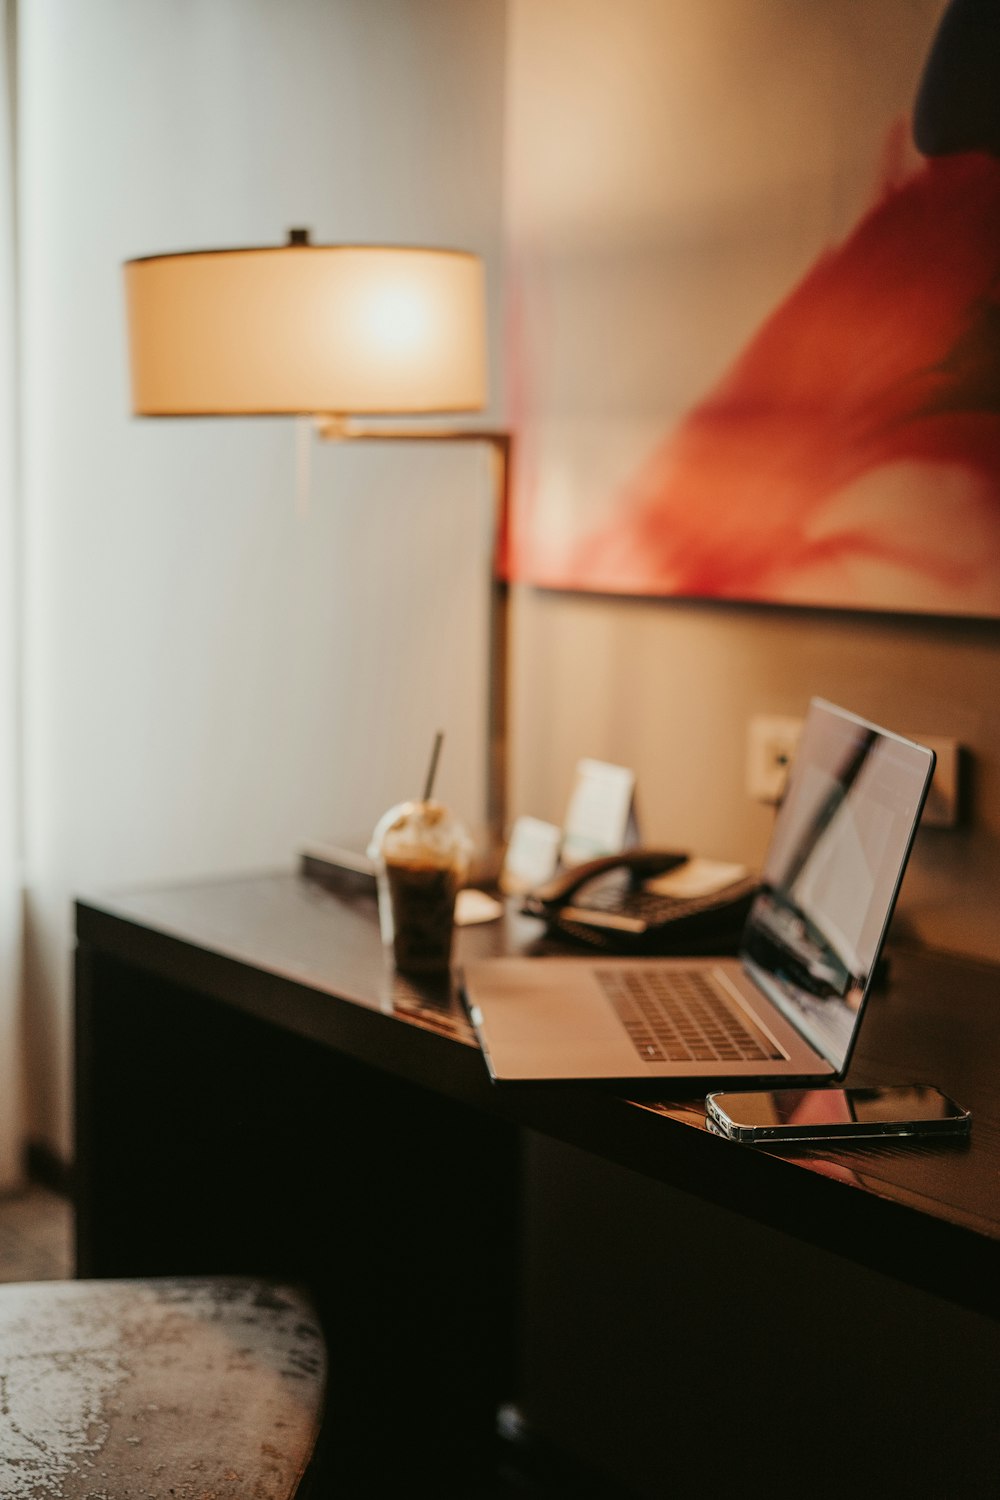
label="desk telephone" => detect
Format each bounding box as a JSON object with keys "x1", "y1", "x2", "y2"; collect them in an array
[{"x1": 521, "y1": 848, "x2": 759, "y2": 955}]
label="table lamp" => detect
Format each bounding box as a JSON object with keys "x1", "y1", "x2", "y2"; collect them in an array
[{"x1": 123, "y1": 228, "x2": 510, "y2": 851}]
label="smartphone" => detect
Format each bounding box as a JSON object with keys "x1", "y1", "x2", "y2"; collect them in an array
[{"x1": 705, "y1": 1083, "x2": 971, "y2": 1144}]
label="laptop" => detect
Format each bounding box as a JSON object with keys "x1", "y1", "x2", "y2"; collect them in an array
[{"x1": 461, "y1": 699, "x2": 935, "y2": 1085}]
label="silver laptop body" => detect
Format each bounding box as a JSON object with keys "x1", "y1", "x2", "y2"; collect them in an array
[{"x1": 462, "y1": 700, "x2": 935, "y2": 1085}]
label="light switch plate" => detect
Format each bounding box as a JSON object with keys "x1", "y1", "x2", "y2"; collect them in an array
[{"x1": 746, "y1": 715, "x2": 803, "y2": 804}]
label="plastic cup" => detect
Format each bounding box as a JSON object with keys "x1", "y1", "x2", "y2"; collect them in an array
[{"x1": 368, "y1": 800, "x2": 472, "y2": 977}]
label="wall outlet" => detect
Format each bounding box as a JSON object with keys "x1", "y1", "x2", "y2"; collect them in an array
[
  {"x1": 747, "y1": 715, "x2": 803, "y2": 804},
  {"x1": 916, "y1": 736, "x2": 962, "y2": 829},
  {"x1": 747, "y1": 716, "x2": 964, "y2": 827}
]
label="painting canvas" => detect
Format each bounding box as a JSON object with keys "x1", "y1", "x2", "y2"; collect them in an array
[{"x1": 504, "y1": 0, "x2": 1000, "y2": 618}]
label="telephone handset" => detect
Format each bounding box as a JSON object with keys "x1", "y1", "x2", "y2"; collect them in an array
[{"x1": 522, "y1": 847, "x2": 759, "y2": 955}]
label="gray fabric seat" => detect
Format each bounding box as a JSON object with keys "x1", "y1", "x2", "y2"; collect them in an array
[{"x1": 0, "y1": 1276, "x2": 326, "y2": 1498}]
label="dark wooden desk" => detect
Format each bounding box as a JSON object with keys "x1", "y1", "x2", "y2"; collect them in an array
[{"x1": 74, "y1": 870, "x2": 1000, "y2": 1495}]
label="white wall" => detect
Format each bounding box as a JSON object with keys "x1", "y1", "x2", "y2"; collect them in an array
[{"x1": 19, "y1": 0, "x2": 507, "y2": 1160}]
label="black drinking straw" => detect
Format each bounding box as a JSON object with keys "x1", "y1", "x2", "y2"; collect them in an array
[{"x1": 422, "y1": 730, "x2": 444, "y2": 803}]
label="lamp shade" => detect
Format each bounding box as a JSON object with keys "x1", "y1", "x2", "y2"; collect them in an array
[{"x1": 124, "y1": 238, "x2": 488, "y2": 417}]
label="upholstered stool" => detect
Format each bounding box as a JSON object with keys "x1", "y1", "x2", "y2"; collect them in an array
[{"x1": 0, "y1": 1276, "x2": 326, "y2": 1498}]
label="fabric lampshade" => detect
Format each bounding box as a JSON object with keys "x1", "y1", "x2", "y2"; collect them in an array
[{"x1": 124, "y1": 239, "x2": 487, "y2": 417}]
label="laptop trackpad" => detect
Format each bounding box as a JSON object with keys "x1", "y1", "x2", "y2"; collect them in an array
[{"x1": 464, "y1": 959, "x2": 646, "y2": 1078}]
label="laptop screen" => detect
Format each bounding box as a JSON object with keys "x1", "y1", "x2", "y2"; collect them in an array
[{"x1": 740, "y1": 699, "x2": 935, "y2": 1073}]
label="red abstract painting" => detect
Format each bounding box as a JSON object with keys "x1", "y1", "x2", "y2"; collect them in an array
[{"x1": 507, "y1": 1, "x2": 1000, "y2": 618}]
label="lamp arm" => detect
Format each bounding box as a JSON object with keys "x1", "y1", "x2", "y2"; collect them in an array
[{"x1": 316, "y1": 417, "x2": 511, "y2": 856}]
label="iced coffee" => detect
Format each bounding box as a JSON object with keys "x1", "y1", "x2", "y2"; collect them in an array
[{"x1": 369, "y1": 800, "x2": 472, "y2": 977}]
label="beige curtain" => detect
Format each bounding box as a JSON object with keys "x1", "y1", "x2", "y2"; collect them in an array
[{"x1": 0, "y1": 0, "x2": 25, "y2": 1193}]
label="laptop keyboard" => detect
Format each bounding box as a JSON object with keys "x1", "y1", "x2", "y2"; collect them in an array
[{"x1": 596, "y1": 967, "x2": 784, "y2": 1064}]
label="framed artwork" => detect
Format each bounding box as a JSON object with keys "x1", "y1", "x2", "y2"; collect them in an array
[{"x1": 505, "y1": 0, "x2": 1000, "y2": 618}]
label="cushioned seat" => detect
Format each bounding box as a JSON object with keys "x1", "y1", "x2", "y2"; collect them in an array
[{"x1": 0, "y1": 1276, "x2": 326, "y2": 1498}]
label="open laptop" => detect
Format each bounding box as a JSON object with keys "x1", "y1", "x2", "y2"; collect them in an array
[{"x1": 461, "y1": 699, "x2": 935, "y2": 1085}]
